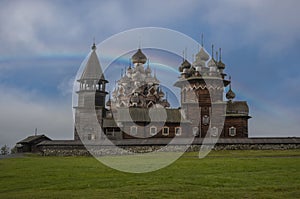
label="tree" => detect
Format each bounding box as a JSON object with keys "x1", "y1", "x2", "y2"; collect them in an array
[
  {"x1": 1, "y1": 145, "x2": 10, "y2": 155},
  {"x1": 11, "y1": 145, "x2": 17, "y2": 154}
]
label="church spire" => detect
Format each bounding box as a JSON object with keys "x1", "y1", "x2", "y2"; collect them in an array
[
  {"x1": 79, "y1": 42, "x2": 105, "y2": 81},
  {"x1": 211, "y1": 44, "x2": 215, "y2": 60},
  {"x1": 92, "y1": 37, "x2": 96, "y2": 50}
]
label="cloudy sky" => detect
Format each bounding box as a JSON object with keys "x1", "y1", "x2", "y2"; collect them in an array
[{"x1": 1, "y1": 0, "x2": 300, "y2": 147}]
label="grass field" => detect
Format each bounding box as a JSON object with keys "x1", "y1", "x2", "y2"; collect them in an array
[{"x1": 0, "y1": 150, "x2": 300, "y2": 199}]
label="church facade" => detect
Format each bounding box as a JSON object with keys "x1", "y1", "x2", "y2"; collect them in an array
[{"x1": 74, "y1": 43, "x2": 251, "y2": 142}]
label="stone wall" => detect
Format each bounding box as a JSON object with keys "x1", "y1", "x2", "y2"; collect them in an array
[{"x1": 38, "y1": 143, "x2": 300, "y2": 156}]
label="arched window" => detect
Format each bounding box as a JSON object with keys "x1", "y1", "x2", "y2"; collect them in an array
[
  {"x1": 130, "y1": 126, "x2": 137, "y2": 135},
  {"x1": 175, "y1": 127, "x2": 182, "y2": 136},
  {"x1": 162, "y1": 126, "x2": 169, "y2": 136},
  {"x1": 192, "y1": 127, "x2": 199, "y2": 136},
  {"x1": 211, "y1": 127, "x2": 218, "y2": 137},
  {"x1": 202, "y1": 115, "x2": 210, "y2": 125},
  {"x1": 87, "y1": 134, "x2": 92, "y2": 140},
  {"x1": 150, "y1": 126, "x2": 157, "y2": 136},
  {"x1": 229, "y1": 126, "x2": 236, "y2": 136},
  {"x1": 87, "y1": 133, "x2": 96, "y2": 140}
]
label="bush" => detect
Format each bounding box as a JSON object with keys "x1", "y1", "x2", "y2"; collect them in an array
[{"x1": 1, "y1": 145, "x2": 10, "y2": 155}]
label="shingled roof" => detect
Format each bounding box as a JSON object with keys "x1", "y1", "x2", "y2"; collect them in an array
[
  {"x1": 79, "y1": 44, "x2": 106, "y2": 81},
  {"x1": 111, "y1": 108, "x2": 190, "y2": 123},
  {"x1": 17, "y1": 134, "x2": 51, "y2": 144},
  {"x1": 226, "y1": 101, "x2": 250, "y2": 116}
]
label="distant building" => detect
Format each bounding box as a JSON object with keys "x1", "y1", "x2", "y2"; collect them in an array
[
  {"x1": 16, "y1": 134, "x2": 51, "y2": 153},
  {"x1": 74, "y1": 43, "x2": 251, "y2": 141}
]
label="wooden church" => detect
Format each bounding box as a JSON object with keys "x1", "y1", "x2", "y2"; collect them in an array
[{"x1": 74, "y1": 42, "x2": 251, "y2": 142}]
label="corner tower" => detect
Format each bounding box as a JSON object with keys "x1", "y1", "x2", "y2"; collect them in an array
[{"x1": 74, "y1": 43, "x2": 108, "y2": 141}]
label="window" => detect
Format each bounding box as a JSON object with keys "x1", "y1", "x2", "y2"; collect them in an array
[
  {"x1": 150, "y1": 126, "x2": 157, "y2": 136},
  {"x1": 229, "y1": 127, "x2": 236, "y2": 136},
  {"x1": 202, "y1": 115, "x2": 209, "y2": 125},
  {"x1": 175, "y1": 127, "x2": 182, "y2": 136},
  {"x1": 147, "y1": 101, "x2": 154, "y2": 108},
  {"x1": 162, "y1": 127, "x2": 169, "y2": 136},
  {"x1": 87, "y1": 134, "x2": 96, "y2": 140},
  {"x1": 192, "y1": 127, "x2": 199, "y2": 136},
  {"x1": 130, "y1": 126, "x2": 137, "y2": 135},
  {"x1": 211, "y1": 127, "x2": 218, "y2": 137},
  {"x1": 87, "y1": 134, "x2": 92, "y2": 140},
  {"x1": 183, "y1": 90, "x2": 186, "y2": 102}
]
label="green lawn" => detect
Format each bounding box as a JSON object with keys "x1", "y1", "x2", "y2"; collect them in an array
[{"x1": 0, "y1": 150, "x2": 300, "y2": 199}]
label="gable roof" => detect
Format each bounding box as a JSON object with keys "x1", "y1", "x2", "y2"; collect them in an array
[
  {"x1": 17, "y1": 134, "x2": 51, "y2": 144},
  {"x1": 109, "y1": 108, "x2": 190, "y2": 123}
]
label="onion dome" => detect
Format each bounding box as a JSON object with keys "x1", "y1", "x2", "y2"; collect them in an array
[
  {"x1": 207, "y1": 58, "x2": 217, "y2": 67},
  {"x1": 226, "y1": 87, "x2": 236, "y2": 100},
  {"x1": 132, "y1": 49, "x2": 147, "y2": 64},
  {"x1": 145, "y1": 65, "x2": 152, "y2": 75},
  {"x1": 127, "y1": 66, "x2": 133, "y2": 74},
  {"x1": 132, "y1": 70, "x2": 141, "y2": 81},
  {"x1": 146, "y1": 76, "x2": 158, "y2": 85},
  {"x1": 161, "y1": 99, "x2": 170, "y2": 108},
  {"x1": 217, "y1": 48, "x2": 225, "y2": 69},
  {"x1": 91, "y1": 42, "x2": 96, "y2": 50},
  {"x1": 181, "y1": 59, "x2": 191, "y2": 68},
  {"x1": 159, "y1": 91, "x2": 165, "y2": 98},
  {"x1": 178, "y1": 65, "x2": 184, "y2": 72},
  {"x1": 217, "y1": 60, "x2": 225, "y2": 69},
  {"x1": 189, "y1": 66, "x2": 195, "y2": 74},
  {"x1": 153, "y1": 72, "x2": 160, "y2": 84},
  {"x1": 119, "y1": 75, "x2": 130, "y2": 84},
  {"x1": 196, "y1": 47, "x2": 210, "y2": 62},
  {"x1": 193, "y1": 60, "x2": 205, "y2": 68},
  {"x1": 145, "y1": 76, "x2": 154, "y2": 85},
  {"x1": 157, "y1": 88, "x2": 165, "y2": 98}
]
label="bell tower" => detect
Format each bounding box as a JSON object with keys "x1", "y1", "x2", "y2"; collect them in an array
[
  {"x1": 174, "y1": 46, "x2": 229, "y2": 138},
  {"x1": 74, "y1": 43, "x2": 108, "y2": 141}
]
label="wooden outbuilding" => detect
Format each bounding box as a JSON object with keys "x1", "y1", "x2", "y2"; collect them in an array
[{"x1": 16, "y1": 135, "x2": 51, "y2": 153}]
